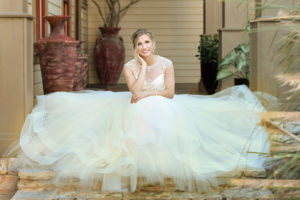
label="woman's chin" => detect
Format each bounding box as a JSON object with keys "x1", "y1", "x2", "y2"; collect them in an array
[{"x1": 140, "y1": 52, "x2": 152, "y2": 58}]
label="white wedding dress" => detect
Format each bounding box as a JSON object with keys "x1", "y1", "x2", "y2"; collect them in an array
[{"x1": 6, "y1": 55, "x2": 269, "y2": 192}]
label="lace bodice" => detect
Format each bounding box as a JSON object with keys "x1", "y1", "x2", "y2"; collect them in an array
[{"x1": 124, "y1": 55, "x2": 173, "y2": 91}]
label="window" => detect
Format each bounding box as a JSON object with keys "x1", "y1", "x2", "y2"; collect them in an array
[
  {"x1": 35, "y1": 0, "x2": 71, "y2": 40},
  {"x1": 35, "y1": 0, "x2": 46, "y2": 40},
  {"x1": 63, "y1": 0, "x2": 71, "y2": 36}
]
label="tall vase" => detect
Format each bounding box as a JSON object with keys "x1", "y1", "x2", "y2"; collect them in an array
[
  {"x1": 94, "y1": 27, "x2": 125, "y2": 85},
  {"x1": 35, "y1": 15, "x2": 80, "y2": 94}
]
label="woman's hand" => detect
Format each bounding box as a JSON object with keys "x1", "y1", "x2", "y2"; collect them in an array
[
  {"x1": 131, "y1": 91, "x2": 149, "y2": 103},
  {"x1": 135, "y1": 51, "x2": 147, "y2": 68}
]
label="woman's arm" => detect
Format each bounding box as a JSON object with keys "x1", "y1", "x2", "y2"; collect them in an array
[
  {"x1": 131, "y1": 64, "x2": 175, "y2": 103},
  {"x1": 124, "y1": 55, "x2": 147, "y2": 94}
]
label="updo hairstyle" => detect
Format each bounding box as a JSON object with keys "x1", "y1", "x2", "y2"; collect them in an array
[{"x1": 131, "y1": 29, "x2": 156, "y2": 50}]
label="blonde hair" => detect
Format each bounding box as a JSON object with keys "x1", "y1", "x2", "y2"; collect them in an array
[{"x1": 131, "y1": 29, "x2": 156, "y2": 50}]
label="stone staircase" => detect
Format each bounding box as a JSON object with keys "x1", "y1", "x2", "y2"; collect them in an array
[
  {"x1": 1, "y1": 112, "x2": 299, "y2": 200},
  {"x1": 3, "y1": 168, "x2": 271, "y2": 200},
  {"x1": 0, "y1": 158, "x2": 18, "y2": 200}
]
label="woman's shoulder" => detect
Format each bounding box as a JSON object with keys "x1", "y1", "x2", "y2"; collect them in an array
[
  {"x1": 157, "y1": 55, "x2": 173, "y2": 68},
  {"x1": 124, "y1": 58, "x2": 137, "y2": 68}
]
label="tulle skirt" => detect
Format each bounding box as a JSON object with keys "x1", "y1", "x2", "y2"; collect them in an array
[{"x1": 6, "y1": 85, "x2": 269, "y2": 192}]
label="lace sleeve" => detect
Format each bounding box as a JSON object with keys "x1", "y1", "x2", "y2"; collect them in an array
[
  {"x1": 160, "y1": 57, "x2": 173, "y2": 71},
  {"x1": 124, "y1": 58, "x2": 139, "y2": 79}
]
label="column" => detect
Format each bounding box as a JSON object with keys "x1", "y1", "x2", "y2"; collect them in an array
[{"x1": 0, "y1": 0, "x2": 33, "y2": 154}]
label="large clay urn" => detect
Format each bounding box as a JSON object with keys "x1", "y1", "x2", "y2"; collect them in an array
[
  {"x1": 94, "y1": 27, "x2": 125, "y2": 85},
  {"x1": 35, "y1": 15, "x2": 80, "y2": 94}
]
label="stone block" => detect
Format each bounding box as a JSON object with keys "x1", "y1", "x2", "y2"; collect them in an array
[
  {"x1": 0, "y1": 194, "x2": 15, "y2": 200},
  {"x1": 18, "y1": 169, "x2": 56, "y2": 180},
  {"x1": 244, "y1": 168, "x2": 266, "y2": 178},
  {"x1": 17, "y1": 179, "x2": 57, "y2": 191},
  {"x1": 171, "y1": 192, "x2": 222, "y2": 200},
  {"x1": 217, "y1": 170, "x2": 242, "y2": 178},
  {"x1": 222, "y1": 188, "x2": 273, "y2": 200},
  {"x1": 124, "y1": 191, "x2": 172, "y2": 200},
  {"x1": 75, "y1": 191, "x2": 122, "y2": 199},
  {"x1": 136, "y1": 177, "x2": 176, "y2": 192},
  {"x1": 0, "y1": 158, "x2": 16, "y2": 175},
  {"x1": 0, "y1": 175, "x2": 18, "y2": 194},
  {"x1": 229, "y1": 178, "x2": 300, "y2": 189},
  {"x1": 272, "y1": 189, "x2": 300, "y2": 199},
  {"x1": 11, "y1": 190, "x2": 65, "y2": 200},
  {"x1": 216, "y1": 177, "x2": 231, "y2": 186}
]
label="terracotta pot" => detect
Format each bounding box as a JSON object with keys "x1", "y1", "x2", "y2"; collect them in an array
[
  {"x1": 94, "y1": 27, "x2": 125, "y2": 85},
  {"x1": 35, "y1": 15, "x2": 80, "y2": 94}
]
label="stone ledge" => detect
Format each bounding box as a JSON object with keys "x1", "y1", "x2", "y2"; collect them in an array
[
  {"x1": 0, "y1": 158, "x2": 16, "y2": 175},
  {"x1": 229, "y1": 179, "x2": 300, "y2": 189},
  {"x1": 18, "y1": 169, "x2": 56, "y2": 180},
  {"x1": 244, "y1": 168, "x2": 266, "y2": 178},
  {"x1": 11, "y1": 188, "x2": 278, "y2": 200},
  {"x1": 15, "y1": 168, "x2": 267, "y2": 193},
  {"x1": 0, "y1": 193, "x2": 15, "y2": 200},
  {"x1": 0, "y1": 175, "x2": 18, "y2": 194}
]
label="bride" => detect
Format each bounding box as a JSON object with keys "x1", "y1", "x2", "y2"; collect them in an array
[{"x1": 5, "y1": 29, "x2": 269, "y2": 192}]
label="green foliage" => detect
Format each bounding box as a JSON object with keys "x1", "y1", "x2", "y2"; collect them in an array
[
  {"x1": 195, "y1": 34, "x2": 219, "y2": 65},
  {"x1": 216, "y1": 43, "x2": 250, "y2": 80}
]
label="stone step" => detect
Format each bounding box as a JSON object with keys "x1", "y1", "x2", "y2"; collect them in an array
[
  {"x1": 11, "y1": 189, "x2": 276, "y2": 200},
  {"x1": 14, "y1": 167, "x2": 268, "y2": 192},
  {"x1": 18, "y1": 169, "x2": 56, "y2": 180},
  {"x1": 15, "y1": 168, "x2": 268, "y2": 192},
  {"x1": 270, "y1": 144, "x2": 300, "y2": 152},
  {"x1": 0, "y1": 175, "x2": 18, "y2": 194},
  {"x1": 0, "y1": 194, "x2": 15, "y2": 200},
  {"x1": 0, "y1": 158, "x2": 16, "y2": 175},
  {"x1": 229, "y1": 178, "x2": 300, "y2": 189},
  {"x1": 11, "y1": 183, "x2": 300, "y2": 200}
]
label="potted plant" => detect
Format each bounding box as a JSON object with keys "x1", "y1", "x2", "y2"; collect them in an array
[
  {"x1": 216, "y1": 43, "x2": 250, "y2": 86},
  {"x1": 91, "y1": 0, "x2": 142, "y2": 86},
  {"x1": 196, "y1": 34, "x2": 219, "y2": 94}
]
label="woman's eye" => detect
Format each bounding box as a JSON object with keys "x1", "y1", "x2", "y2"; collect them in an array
[{"x1": 145, "y1": 41, "x2": 150, "y2": 44}]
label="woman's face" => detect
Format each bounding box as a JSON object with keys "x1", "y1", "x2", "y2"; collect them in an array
[{"x1": 136, "y1": 34, "x2": 154, "y2": 58}]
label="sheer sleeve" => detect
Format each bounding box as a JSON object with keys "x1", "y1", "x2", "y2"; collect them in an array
[
  {"x1": 160, "y1": 57, "x2": 173, "y2": 71},
  {"x1": 124, "y1": 59, "x2": 139, "y2": 79}
]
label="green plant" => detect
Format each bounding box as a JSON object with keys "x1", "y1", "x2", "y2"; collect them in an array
[
  {"x1": 195, "y1": 34, "x2": 219, "y2": 94},
  {"x1": 216, "y1": 43, "x2": 250, "y2": 81},
  {"x1": 195, "y1": 34, "x2": 219, "y2": 64}
]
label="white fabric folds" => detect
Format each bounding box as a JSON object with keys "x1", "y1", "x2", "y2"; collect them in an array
[{"x1": 6, "y1": 85, "x2": 269, "y2": 192}]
